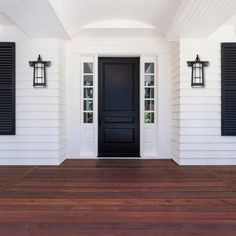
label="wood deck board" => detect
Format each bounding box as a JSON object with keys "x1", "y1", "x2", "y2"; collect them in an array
[{"x1": 0, "y1": 159, "x2": 236, "y2": 235}]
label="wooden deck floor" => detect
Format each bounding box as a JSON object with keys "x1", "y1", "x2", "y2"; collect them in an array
[{"x1": 0, "y1": 159, "x2": 236, "y2": 235}]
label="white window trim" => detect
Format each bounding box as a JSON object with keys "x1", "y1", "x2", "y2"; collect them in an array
[
  {"x1": 81, "y1": 56, "x2": 95, "y2": 127},
  {"x1": 143, "y1": 57, "x2": 158, "y2": 127}
]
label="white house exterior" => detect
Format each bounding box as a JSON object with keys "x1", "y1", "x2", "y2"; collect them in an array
[{"x1": 0, "y1": 0, "x2": 236, "y2": 165}]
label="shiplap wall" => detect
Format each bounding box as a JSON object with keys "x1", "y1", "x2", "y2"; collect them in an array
[
  {"x1": 171, "y1": 42, "x2": 180, "y2": 164},
  {"x1": 178, "y1": 25, "x2": 236, "y2": 165},
  {"x1": 0, "y1": 25, "x2": 66, "y2": 165}
]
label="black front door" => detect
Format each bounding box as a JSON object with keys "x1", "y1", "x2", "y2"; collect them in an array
[{"x1": 98, "y1": 57, "x2": 140, "y2": 157}]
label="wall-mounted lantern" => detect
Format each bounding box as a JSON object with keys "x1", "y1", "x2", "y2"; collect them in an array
[
  {"x1": 29, "y1": 55, "x2": 51, "y2": 88},
  {"x1": 187, "y1": 55, "x2": 209, "y2": 87}
]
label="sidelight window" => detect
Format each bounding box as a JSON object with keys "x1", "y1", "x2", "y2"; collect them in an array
[
  {"x1": 144, "y1": 62, "x2": 155, "y2": 124},
  {"x1": 83, "y1": 62, "x2": 94, "y2": 123}
]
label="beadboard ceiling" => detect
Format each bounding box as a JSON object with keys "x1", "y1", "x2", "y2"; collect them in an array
[
  {"x1": 0, "y1": 0, "x2": 70, "y2": 39},
  {"x1": 166, "y1": 0, "x2": 236, "y2": 39},
  {"x1": 0, "y1": 0, "x2": 236, "y2": 40}
]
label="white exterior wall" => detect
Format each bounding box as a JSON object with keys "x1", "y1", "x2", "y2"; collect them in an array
[
  {"x1": 171, "y1": 42, "x2": 180, "y2": 164},
  {"x1": 0, "y1": 25, "x2": 66, "y2": 165},
  {"x1": 4, "y1": 22, "x2": 236, "y2": 165},
  {"x1": 66, "y1": 39, "x2": 172, "y2": 159},
  {"x1": 178, "y1": 25, "x2": 236, "y2": 165},
  {"x1": 58, "y1": 42, "x2": 67, "y2": 163}
]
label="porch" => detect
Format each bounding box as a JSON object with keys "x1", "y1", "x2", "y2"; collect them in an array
[{"x1": 0, "y1": 159, "x2": 236, "y2": 235}]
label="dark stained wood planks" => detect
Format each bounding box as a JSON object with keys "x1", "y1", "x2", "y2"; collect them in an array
[{"x1": 0, "y1": 159, "x2": 236, "y2": 236}]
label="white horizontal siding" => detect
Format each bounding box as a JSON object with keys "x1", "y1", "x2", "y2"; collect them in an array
[
  {"x1": 16, "y1": 89, "x2": 59, "y2": 97},
  {"x1": 181, "y1": 135, "x2": 236, "y2": 143},
  {"x1": 180, "y1": 97, "x2": 220, "y2": 105},
  {"x1": 16, "y1": 80, "x2": 59, "y2": 89},
  {"x1": 180, "y1": 81, "x2": 221, "y2": 89},
  {"x1": 16, "y1": 120, "x2": 59, "y2": 128},
  {"x1": 0, "y1": 159, "x2": 60, "y2": 165},
  {"x1": 180, "y1": 127, "x2": 220, "y2": 136},
  {"x1": 180, "y1": 158, "x2": 236, "y2": 166},
  {"x1": 0, "y1": 136, "x2": 58, "y2": 143},
  {"x1": 180, "y1": 120, "x2": 220, "y2": 128},
  {"x1": 180, "y1": 143, "x2": 236, "y2": 151},
  {"x1": 0, "y1": 30, "x2": 64, "y2": 165},
  {"x1": 180, "y1": 89, "x2": 220, "y2": 97},
  {"x1": 16, "y1": 104, "x2": 59, "y2": 112},
  {"x1": 178, "y1": 25, "x2": 236, "y2": 165},
  {"x1": 0, "y1": 143, "x2": 59, "y2": 150},
  {"x1": 181, "y1": 151, "x2": 236, "y2": 159},
  {"x1": 16, "y1": 127, "x2": 58, "y2": 135},
  {"x1": 16, "y1": 112, "x2": 58, "y2": 120},
  {"x1": 180, "y1": 112, "x2": 220, "y2": 120},
  {"x1": 0, "y1": 150, "x2": 58, "y2": 159},
  {"x1": 16, "y1": 97, "x2": 59, "y2": 104}
]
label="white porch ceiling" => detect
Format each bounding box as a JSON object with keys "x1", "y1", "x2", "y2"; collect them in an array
[
  {"x1": 0, "y1": 0, "x2": 236, "y2": 40},
  {"x1": 0, "y1": 0, "x2": 69, "y2": 39},
  {"x1": 166, "y1": 0, "x2": 236, "y2": 39}
]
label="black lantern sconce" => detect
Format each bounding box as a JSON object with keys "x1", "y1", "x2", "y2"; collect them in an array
[
  {"x1": 29, "y1": 55, "x2": 51, "y2": 88},
  {"x1": 187, "y1": 55, "x2": 209, "y2": 87}
]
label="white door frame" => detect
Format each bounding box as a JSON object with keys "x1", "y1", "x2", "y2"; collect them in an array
[{"x1": 78, "y1": 53, "x2": 158, "y2": 158}]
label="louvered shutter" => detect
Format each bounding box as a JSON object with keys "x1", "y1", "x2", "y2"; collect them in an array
[
  {"x1": 222, "y1": 43, "x2": 236, "y2": 135},
  {"x1": 0, "y1": 42, "x2": 15, "y2": 135}
]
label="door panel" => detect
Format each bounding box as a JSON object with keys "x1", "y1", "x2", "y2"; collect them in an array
[
  {"x1": 104, "y1": 63, "x2": 133, "y2": 111},
  {"x1": 98, "y1": 57, "x2": 140, "y2": 157},
  {"x1": 104, "y1": 128, "x2": 134, "y2": 143}
]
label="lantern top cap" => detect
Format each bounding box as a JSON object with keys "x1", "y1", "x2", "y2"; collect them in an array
[
  {"x1": 187, "y1": 54, "x2": 209, "y2": 67},
  {"x1": 29, "y1": 55, "x2": 51, "y2": 67},
  {"x1": 195, "y1": 54, "x2": 200, "y2": 62},
  {"x1": 37, "y1": 54, "x2": 42, "y2": 62}
]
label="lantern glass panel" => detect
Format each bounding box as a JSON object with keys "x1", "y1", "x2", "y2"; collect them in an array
[
  {"x1": 193, "y1": 63, "x2": 203, "y2": 85},
  {"x1": 35, "y1": 62, "x2": 45, "y2": 85}
]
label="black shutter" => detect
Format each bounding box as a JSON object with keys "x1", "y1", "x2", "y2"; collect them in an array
[
  {"x1": 0, "y1": 42, "x2": 15, "y2": 135},
  {"x1": 222, "y1": 43, "x2": 236, "y2": 135}
]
